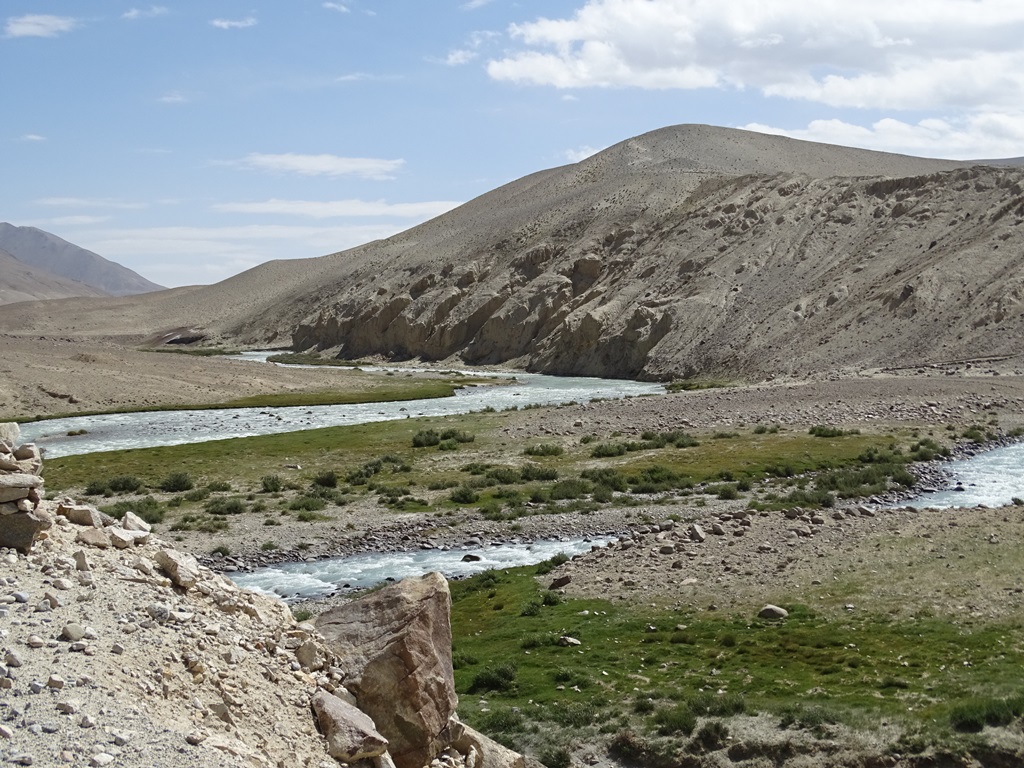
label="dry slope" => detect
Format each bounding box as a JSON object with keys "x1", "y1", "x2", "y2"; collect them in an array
[{"x1": 2, "y1": 126, "x2": 1023, "y2": 382}]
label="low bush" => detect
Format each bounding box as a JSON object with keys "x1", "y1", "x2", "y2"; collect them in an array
[
  {"x1": 205, "y1": 496, "x2": 246, "y2": 515},
  {"x1": 524, "y1": 444, "x2": 564, "y2": 457},
  {"x1": 312, "y1": 470, "x2": 338, "y2": 488},
  {"x1": 159, "y1": 472, "x2": 194, "y2": 493},
  {"x1": 468, "y1": 662, "x2": 518, "y2": 694},
  {"x1": 108, "y1": 475, "x2": 143, "y2": 493},
  {"x1": 261, "y1": 474, "x2": 283, "y2": 493}
]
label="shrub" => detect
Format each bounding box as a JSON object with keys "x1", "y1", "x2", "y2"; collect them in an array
[
  {"x1": 84, "y1": 479, "x2": 109, "y2": 496},
  {"x1": 450, "y1": 485, "x2": 479, "y2": 504},
  {"x1": 260, "y1": 540, "x2": 278, "y2": 551},
  {"x1": 691, "y1": 721, "x2": 729, "y2": 751},
  {"x1": 440, "y1": 428, "x2": 474, "y2": 443},
  {"x1": 521, "y1": 600, "x2": 542, "y2": 616},
  {"x1": 653, "y1": 705, "x2": 696, "y2": 736},
  {"x1": 210, "y1": 544, "x2": 231, "y2": 556},
  {"x1": 205, "y1": 497, "x2": 246, "y2": 515},
  {"x1": 261, "y1": 474, "x2": 283, "y2": 493},
  {"x1": 486, "y1": 466, "x2": 522, "y2": 484},
  {"x1": 549, "y1": 478, "x2": 593, "y2": 500},
  {"x1": 183, "y1": 487, "x2": 210, "y2": 502},
  {"x1": 412, "y1": 429, "x2": 441, "y2": 447},
  {"x1": 809, "y1": 425, "x2": 859, "y2": 438},
  {"x1": 160, "y1": 472, "x2": 194, "y2": 493},
  {"x1": 312, "y1": 470, "x2": 338, "y2": 488},
  {"x1": 524, "y1": 444, "x2": 564, "y2": 457},
  {"x1": 207, "y1": 480, "x2": 232, "y2": 492},
  {"x1": 949, "y1": 694, "x2": 1024, "y2": 732},
  {"x1": 591, "y1": 442, "x2": 627, "y2": 458},
  {"x1": 290, "y1": 495, "x2": 327, "y2": 511},
  {"x1": 468, "y1": 662, "x2": 517, "y2": 694},
  {"x1": 438, "y1": 438, "x2": 460, "y2": 451},
  {"x1": 539, "y1": 747, "x2": 571, "y2": 768},
  {"x1": 521, "y1": 464, "x2": 558, "y2": 482},
  {"x1": 108, "y1": 475, "x2": 143, "y2": 493}
]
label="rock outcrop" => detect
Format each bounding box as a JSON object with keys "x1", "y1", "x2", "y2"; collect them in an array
[
  {"x1": 0, "y1": 439, "x2": 527, "y2": 768},
  {"x1": 315, "y1": 572, "x2": 459, "y2": 768},
  {"x1": 0, "y1": 423, "x2": 51, "y2": 553}
]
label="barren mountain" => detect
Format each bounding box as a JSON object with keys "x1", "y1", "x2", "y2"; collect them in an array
[
  {"x1": 0, "y1": 247, "x2": 108, "y2": 305},
  {"x1": 0, "y1": 223, "x2": 164, "y2": 297},
  {"x1": 2, "y1": 125, "x2": 1023, "y2": 382}
]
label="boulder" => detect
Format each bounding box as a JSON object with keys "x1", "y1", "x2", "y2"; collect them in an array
[
  {"x1": 311, "y1": 690, "x2": 389, "y2": 762},
  {"x1": 450, "y1": 719, "x2": 528, "y2": 768},
  {"x1": 155, "y1": 549, "x2": 202, "y2": 589},
  {"x1": 0, "y1": 510, "x2": 52, "y2": 553},
  {"x1": 57, "y1": 503, "x2": 106, "y2": 528},
  {"x1": 0, "y1": 423, "x2": 19, "y2": 446},
  {"x1": 548, "y1": 574, "x2": 571, "y2": 590},
  {"x1": 109, "y1": 528, "x2": 150, "y2": 549},
  {"x1": 758, "y1": 604, "x2": 789, "y2": 620},
  {"x1": 316, "y1": 572, "x2": 458, "y2": 768},
  {"x1": 121, "y1": 511, "x2": 152, "y2": 533}
]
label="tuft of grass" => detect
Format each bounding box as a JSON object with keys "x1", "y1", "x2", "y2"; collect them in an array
[{"x1": 159, "y1": 472, "x2": 194, "y2": 493}]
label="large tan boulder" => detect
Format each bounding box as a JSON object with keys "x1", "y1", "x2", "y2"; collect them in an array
[
  {"x1": 316, "y1": 572, "x2": 458, "y2": 768},
  {"x1": 451, "y1": 719, "x2": 530, "y2": 768}
]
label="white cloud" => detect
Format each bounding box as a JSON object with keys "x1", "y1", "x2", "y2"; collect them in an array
[
  {"x1": 69, "y1": 224, "x2": 409, "y2": 286},
  {"x1": 158, "y1": 92, "x2": 188, "y2": 104},
  {"x1": 35, "y1": 197, "x2": 148, "y2": 210},
  {"x1": 227, "y1": 153, "x2": 404, "y2": 180},
  {"x1": 20, "y1": 134, "x2": 46, "y2": 142},
  {"x1": 4, "y1": 14, "x2": 78, "y2": 38},
  {"x1": 462, "y1": 0, "x2": 495, "y2": 9},
  {"x1": 744, "y1": 114, "x2": 1024, "y2": 160},
  {"x1": 122, "y1": 6, "x2": 168, "y2": 20},
  {"x1": 486, "y1": 0, "x2": 1024, "y2": 113},
  {"x1": 210, "y1": 17, "x2": 257, "y2": 30},
  {"x1": 442, "y1": 30, "x2": 498, "y2": 67},
  {"x1": 323, "y1": 2, "x2": 350, "y2": 12},
  {"x1": 564, "y1": 145, "x2": 603, "y2": 163},
  {"x1": 37, "y1": 215, "x2": 112, "y2": 226},
  {"x1": 212, "y1": 198, "x2": 462, "y2": 219}
]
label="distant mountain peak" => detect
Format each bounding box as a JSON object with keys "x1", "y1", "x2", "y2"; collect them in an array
[{"x1": 0, "y1": 223, "x2": 164, "y2": 297}]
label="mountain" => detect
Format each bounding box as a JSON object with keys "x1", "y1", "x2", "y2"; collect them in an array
[
  {"x1": 1, "y1": 125, "x2": 1022, "y2": 381},
  {"x1": 0, "y1": 223, "x2": 164, "y2": 297},
  {"x1": 0, "y1": 247, "x2": 108, "y2": 305}
]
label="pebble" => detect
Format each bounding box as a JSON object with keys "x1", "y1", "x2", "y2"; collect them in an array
[
  {"x1": 80, "y1": 714, "x2": 97, "y2": 728},
  {"x1": 90, "y1": 754, "x2": 115, "y2": 767}
]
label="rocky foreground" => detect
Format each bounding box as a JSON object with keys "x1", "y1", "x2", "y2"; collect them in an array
[{"x1": 0, "y1": 423, "x2": 529, "y2": 768}]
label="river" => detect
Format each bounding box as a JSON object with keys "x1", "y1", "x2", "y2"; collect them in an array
[{"x1": 19, "y1": 358, "x2": 664, "y2": 458}]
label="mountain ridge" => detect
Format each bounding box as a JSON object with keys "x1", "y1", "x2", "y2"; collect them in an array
[
  {"x1": 0, "y1": 223, "x2": 165, "y2": 298},
  {"x1": 1, "y1": 125, "x2": 1022, "y2": 381}
]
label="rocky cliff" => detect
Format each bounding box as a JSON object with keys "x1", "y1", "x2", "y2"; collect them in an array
[
  {"x1": 270, "y1": 126, "x2": 1024, "y2": 379},
  {"x1": 0, "y1": 423, "x2": 526, "y2": 768}
]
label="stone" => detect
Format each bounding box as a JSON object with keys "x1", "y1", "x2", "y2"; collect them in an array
[
  {"x1": 758, "y1": 604, "x2": 789, "y2": 620},
  {"x1": 76, "y1": 528, "x2": 111, "y2": 548},
  {"x1": 57, "y1": 699, "x2": 82, "y2": 714},
  {"x1": 316, "y1": 572, "x2": 458, "y2": 768},
  {"x1": 154, "y1": 549, "x2": 202, "y2": 589},
  {"x1": 61, "y1": 623, "x2": 87, "y2": 642},
  {"x1": 120, "y1": 511, "x2": 152, "y2": 533},
  {"x1": 90, "y1": 754, "x2": 115, "y2": 767},
  {"x1": 450, "y1": 719, "x2": 527, "y2": 768},
  {"x1": 311, "y1": 690, "x2": 389, "y2": 762},
  {"x1": 0, "y1": 422, "x2": 20, "y2": 445},
  {"x1": 73, "y1": 551, "x2": 91, "y2": 571},
  {"x1": 109, "y1": 528, "x2": 149, "y2": 549},
  {"x1": 548, "y1": 575, "x2": 571, "y2": 590},
  {"x1": 688, "y1": 524, "x2": 706, "y2": 543},
  {"x1": 0, "y1": 510, "x2": 52, "y2": 554},
  {"x1": 557, "y1": 636, "x2": 581, "y2": 647},
  {"x1": 296, "y1": 640, "x2": 325, "y2": 671},
  {"x1": 57, "y1": 503, "x2": 105, "y2": 528}
]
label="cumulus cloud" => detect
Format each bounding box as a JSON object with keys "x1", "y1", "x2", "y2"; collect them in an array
[
  {"x1": 210, "y1": 17, "x2": 257, "y2": 30},
  {"x1": 227, "y1": 153, "x2": 404, "y2": 180},
  {"x1": 213, "y1": 198, "x2": 462, "y2": 219},
  {"x1": 487, "y1": 0, "x2": 1024, "y2": 113},
  {"x1": 744, "y1": 114, "x2": 1024, "y2": 160},
  {"x1": 564, "y1": 145, "x2": 603, "y2": 162},
  {"x1": 122, "y1": 6, "x2": 168, "y2": 20},
  {"x1": 4, "y1": 14, "x2": 78, "y2": 38},
  {"x1": 323, "y1": 2, "x2": 350, "y2": 12}
]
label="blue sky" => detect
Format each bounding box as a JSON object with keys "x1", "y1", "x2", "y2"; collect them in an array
[{"x1": 4, "y1": 1, "x2": 1023, "y2": 287}]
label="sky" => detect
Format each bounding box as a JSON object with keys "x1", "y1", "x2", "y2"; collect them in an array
[{"x1": 3, "y1": 1, "x2": 1024, "y2": 288}]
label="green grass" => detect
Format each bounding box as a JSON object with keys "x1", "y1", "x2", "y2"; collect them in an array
[{"x1": 449, "y1": 564, "x2": 1024, "y2": 754}]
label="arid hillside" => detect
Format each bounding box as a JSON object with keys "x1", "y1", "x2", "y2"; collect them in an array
[{"x1": 3, "y1": 125, "x2": 1023, "y2": 381}]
